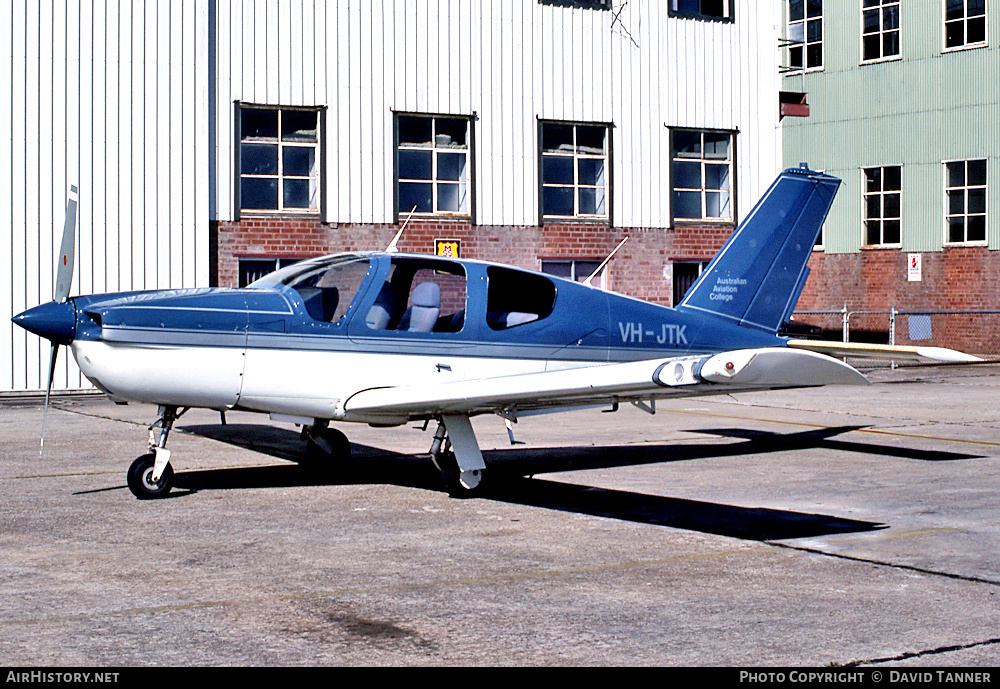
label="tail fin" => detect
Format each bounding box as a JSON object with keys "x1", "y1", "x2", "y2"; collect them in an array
[{"x1": 677, "y1": 167, "x2": 840, "y2": 334}]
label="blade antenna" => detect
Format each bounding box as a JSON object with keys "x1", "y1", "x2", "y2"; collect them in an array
[
  {"x1": 386, "y1": 205, "x2": 418, "y2": 253},
  {"x1": 585, "y1": 236, "x2": 628, "y2": 288}
]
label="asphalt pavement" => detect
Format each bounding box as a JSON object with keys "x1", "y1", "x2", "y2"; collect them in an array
[{"x1": 2, "y1": 363, "x2": 999, "y2": 667}]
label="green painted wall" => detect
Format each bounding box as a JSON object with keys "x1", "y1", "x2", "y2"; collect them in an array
[{"x1": 781, "y1": 2, "x2": 1000, "y2": 253}]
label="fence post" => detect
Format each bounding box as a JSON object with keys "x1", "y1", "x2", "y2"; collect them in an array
[
  {"x1": 889, "y1": 306, "x2": 897, "y2": 370},
  {"x1": 842, "y1": 303, "x2": 849, "y2": 343}
]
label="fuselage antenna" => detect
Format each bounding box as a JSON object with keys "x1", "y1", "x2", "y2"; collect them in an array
[
  {"x1": 584, "y1": 236, "x2": 628, "y2": 288},
  {"x1": 386, "y1": 205, "x2": 419, "y2": 253}
]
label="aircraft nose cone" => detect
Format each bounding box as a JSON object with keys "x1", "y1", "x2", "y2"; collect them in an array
[{"x1": 12, "y1": 300, "x2": 76, "y2": 344}]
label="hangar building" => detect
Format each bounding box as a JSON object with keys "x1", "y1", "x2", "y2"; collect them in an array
[{"x1": 4, "y1": 0, "x2": 782, "y2": 394}]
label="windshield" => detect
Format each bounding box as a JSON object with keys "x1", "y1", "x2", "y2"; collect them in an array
[
  {"x1": 247, "y1": 254, "x2": 364, "y2": 288},
  {"x1": 249, "y1": 255, "x2": 371, "y2": 324}
]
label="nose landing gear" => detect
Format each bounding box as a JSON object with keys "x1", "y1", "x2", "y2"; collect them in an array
[{"x1": 126, "y1": 406, "x2": 186, "y2": 499}]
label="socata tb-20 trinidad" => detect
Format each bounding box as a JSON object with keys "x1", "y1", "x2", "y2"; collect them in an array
[{"x1": 13, "y1": 167, "x2": 979, "y2": 499}]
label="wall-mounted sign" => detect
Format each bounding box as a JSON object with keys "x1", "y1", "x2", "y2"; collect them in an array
[
  {"x1": 435, "y1": 239, "x2": 461, "y2": 259},
  {"x1": 907, "y1": 253, "x2": 921, "y2": 282}
]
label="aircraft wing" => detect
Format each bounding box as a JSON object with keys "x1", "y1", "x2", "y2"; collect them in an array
[
  {"x1": 342, "y1": 347, "x2": 869, "y2": 420},
  {"x1": 786, "y1": 339, "x2": 983, "y2": 364}
]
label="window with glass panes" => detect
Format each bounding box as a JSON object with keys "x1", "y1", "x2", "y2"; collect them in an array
[
  {"x1": 945, "y1": 0, "x2": 987, "y2": 49},
  {"x1": 863, "y1": 166, "x2": 902, "y2": 246},
  {"x1": 396, "y1": 114, "x2": 472, "y2": 217},
  {"x1": 945, "y1": 160, "x2": 987, "y2": 243},
  {"x1": 670, "y1": 130, "x2": 734, "y2": 222},
  {"x1": 668, "y1": 0, "x2": 734, "y2": 21},
  {"x1": 541, "y1": 259, "x2": 607, "y2": 288},
  {"x1": 788, "y1": 0, "x2": 823, "y2": 70},
  {"x1": 540, "y1": 122, "x2": 610, "y2": 219},
  {"x1": 862, "y1": 0, "x2": 900, "y2": 62},
  {"x1": 239, "y1": 106, "x2": 321, "y2": 213}
]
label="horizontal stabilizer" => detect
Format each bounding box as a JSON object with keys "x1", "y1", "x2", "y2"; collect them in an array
[{"x1": 787, "y1": 339, "x2": 984, "y2": 364}]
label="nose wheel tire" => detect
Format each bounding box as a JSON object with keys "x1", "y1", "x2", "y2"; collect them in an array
[{"x1": 127, "y1": 453, "x2": 174, "y2": 499}]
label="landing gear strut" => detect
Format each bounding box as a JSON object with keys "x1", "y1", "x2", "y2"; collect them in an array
[
  {"x1": 429, "y1": 415, "x2": 486, "y2": 497},
  {"x1": 126, "y1": 405, "x2": 185, "y2": 499}
]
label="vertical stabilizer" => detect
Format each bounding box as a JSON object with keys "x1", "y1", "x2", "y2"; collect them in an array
[{"x1": 677, "y1": 167, "x2": 839, "y2": 334}]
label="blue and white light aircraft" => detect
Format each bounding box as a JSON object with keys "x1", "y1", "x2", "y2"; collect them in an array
[{"x1": 13, "y1": 167, "x2": 980, "y2": 499}]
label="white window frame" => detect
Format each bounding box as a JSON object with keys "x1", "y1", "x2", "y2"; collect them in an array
[
  {"x1": 670, "y1": 129, "x2": 735, "y2": 223},
  {"x1": 944, "y1": 0, "x2": 989, "y2": 51},
  {"x1": 788, "y1": 0, "x2": 824, "y2": 72},
  {"x1": 944, "y1": 159, "x2": 988, "y2": 245},
  {"x1": 238, "y1": 105, "x2": 322, "y2": 215},
  {"x1": 395, "y1": 113, "x2": 473, "y2": 220},
  {"x1": 861, "y1": 0, "x2": 901, "y2": 63},
  {"x1": 862, "y1": 166, "x2": 903, "y2": 247},
  {"x1": 540, "y1": 121, "x2": 611, "y2": 221}
]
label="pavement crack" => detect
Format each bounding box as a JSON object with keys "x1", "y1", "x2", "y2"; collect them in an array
[
  {"x1": 770, "y1": 541, "x2": 1000, "y2": 587},
  {"x1": 845, "y1": 636, "x2": 1000, "y2": 666}
]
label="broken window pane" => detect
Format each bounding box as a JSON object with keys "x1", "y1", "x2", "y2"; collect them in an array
[
  {"x1": 398, "y1": 116, "x2": 433, "y2": 146},
  {"x1": 281, "y1": 110, "x2": 318, "y2": 142},
  {"x1": 542, "y1": 124, "x2": 574, "y2": 153}
]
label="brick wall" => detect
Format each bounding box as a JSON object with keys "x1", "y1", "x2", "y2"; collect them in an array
[
  {"x1": 213, "y1": 217, "x2": 736, "y2": 306},
  {"x1": 795, "y1": 247, "x2": 1000, "y2": 355}
]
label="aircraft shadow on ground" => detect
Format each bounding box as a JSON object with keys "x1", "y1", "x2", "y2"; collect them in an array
[{"x1": 167, "y1": 421, "x2": 956, "y2": 540}]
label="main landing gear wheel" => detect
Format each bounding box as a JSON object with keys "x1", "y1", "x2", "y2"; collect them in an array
[
  {"x1": 434, "y1": 451, "x2": 486, "y2": 498},
  {"x1": 305, "y1": 426, "x2": 352, "y2": 462},
  {"x1": 127, "y1": 453, "x2": 174, "y2": 500}
]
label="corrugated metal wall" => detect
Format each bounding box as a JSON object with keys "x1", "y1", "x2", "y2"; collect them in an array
[
  {"x1": 3, "y1": 0, "x2": 209, "y2": 393},
  {"x1": 214, "y1": 0, "x2": 782, "y2": 229},
  {"x1": 5, "y1": 0, "x2": 780, "y2": 393},
  {"x1": 782, "y1": 2, "x2": 1000, "y2": 254}
]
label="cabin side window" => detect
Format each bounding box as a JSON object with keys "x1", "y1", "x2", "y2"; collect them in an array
[
  {"x1": 486, "y1": 267, "x2": 557, "y2": 330},
  {"x1": 366, "y1": 259, "x2": 467, "y2": 334}
]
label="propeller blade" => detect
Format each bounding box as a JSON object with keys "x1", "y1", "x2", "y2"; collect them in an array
[
  {"x1": 40, "y1": 343, "x2": 59, "y2": 455},
  {"x1": 54, "y1": 185, "x2": 79, "y2": 303}
]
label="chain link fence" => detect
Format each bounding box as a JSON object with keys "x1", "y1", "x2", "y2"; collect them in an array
[{"x1": 790, "y1": 305, "x2": 1000, "y2": 367}]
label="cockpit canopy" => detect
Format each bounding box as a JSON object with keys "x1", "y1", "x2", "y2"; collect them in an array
[{"x1": 248, "y1": 252, "x2": 565, "y2": 337}]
